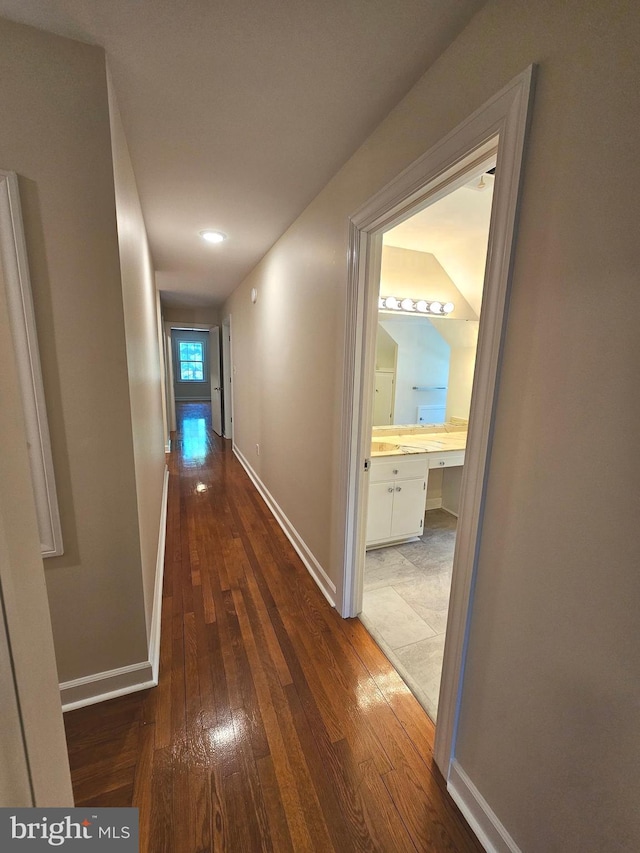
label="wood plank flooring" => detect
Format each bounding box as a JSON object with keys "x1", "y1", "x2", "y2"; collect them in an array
[{"x1": 64, "y1": 402, "x2": 482, "y2": 852}]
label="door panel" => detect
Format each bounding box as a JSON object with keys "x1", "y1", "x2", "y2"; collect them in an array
[
  {"x1": 366, "y1": 481, "x2": 394, "y2": 542},
  {"x1": 390, "y1": 477, "x2": 426, "y2": 538},
  {"x1": 210, "y1": 326, "x2": 222, "y2": 436}
]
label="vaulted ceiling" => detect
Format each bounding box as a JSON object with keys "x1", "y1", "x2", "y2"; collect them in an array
[{"x1": 0, "y1": 0, "x2": 485, "y2": 306}]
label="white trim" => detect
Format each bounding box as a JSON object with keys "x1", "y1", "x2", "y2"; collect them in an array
[
  {"x1": 339, "y1": 67, "x2": 536, "y2": 785},
  {"x1": 148, "y1": 465, "x2": 169, "y2": 684},
  {"x1": 222, "y1": 315, "x2": 234, "y2": 441},
  {"x1": 448, "y1": 760, "x2": 522, "y2": 853},
  {"x1": 426, "y1": 496, "x2": 443, "y2": 511},
  {"x1": 233, "y1": 445, "x2": 336, "y2": 607},
  {"x1": 0, "y1": 171, "x2": 63, "y2": 558},
  {"x1": 165, "y1": 443, "x2": 171, "y2": 453},
  {"x1": 59, "y1": 464, "x2": 169, "y2": 711},
  {"x1": 60, "y1": 661, "x2": 155, "y2": 712}
]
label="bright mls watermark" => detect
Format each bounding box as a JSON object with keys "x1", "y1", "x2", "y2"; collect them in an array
[{"x1": 0, "y1": 809, "x2": 138, "y2": 850}]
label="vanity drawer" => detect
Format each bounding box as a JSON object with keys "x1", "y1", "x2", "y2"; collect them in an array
[
  {"x1": 369, "y1": 455, "x2": 427, "y2": 483},
  {"x1": 428, "y1": 450, "x2": 465, "y2": 469}
]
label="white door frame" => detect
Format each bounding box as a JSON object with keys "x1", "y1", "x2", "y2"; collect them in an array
[
  {"x1": 0, "y1": 211, "x2": 74, "y2": 805},
  {"x1": 222, "y1": 315, "x2": 234, "y2": 441},
  {"x1": 339, "y1": 67, "x2": 535, "y2": 775},
  {"x1": 164, "y1": 322, "x2": 219, "y2": 433},
  {"x1": 209, "y1": 325, "x2": 223, "y2": 437}
]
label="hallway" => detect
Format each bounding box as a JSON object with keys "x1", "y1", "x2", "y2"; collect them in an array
[{"x1": 64, "y1": 403, "x2": 481, "y2": 852}]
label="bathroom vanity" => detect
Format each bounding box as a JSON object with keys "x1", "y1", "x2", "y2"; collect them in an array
[{"x1": 366, "y1": 424, "x2": 466, "y2": 548}]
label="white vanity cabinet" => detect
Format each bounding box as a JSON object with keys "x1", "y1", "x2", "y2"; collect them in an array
[{"x1": 366, "y1": 455, "x2": 428, "y2": 547}]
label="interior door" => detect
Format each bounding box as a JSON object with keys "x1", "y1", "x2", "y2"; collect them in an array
[{"x1": 210, "y1": 325, "x2": 223, "y2": 436}]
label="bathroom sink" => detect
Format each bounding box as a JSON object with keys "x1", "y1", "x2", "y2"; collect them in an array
[{"x1": 370, "y1": 441, "x2": 403, "y2": 454}]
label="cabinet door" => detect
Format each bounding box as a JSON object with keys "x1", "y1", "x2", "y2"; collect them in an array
[
  {"x1": 390, "y1": 477, "x2": 426, "y2": 539},
  {"x1": 366, "y1": 481, "x2": 394, "y2": 543}
]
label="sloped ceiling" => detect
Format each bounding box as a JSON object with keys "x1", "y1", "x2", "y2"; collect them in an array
[
  {"x1": 0, "y1": 0, "x2": 485, "y2": 306},
  {"x1": 384, "y1": 172, "x2": 495, "y2": 316}
]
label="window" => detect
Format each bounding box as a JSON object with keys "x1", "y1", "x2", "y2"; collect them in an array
[{"x1": 179, "y1": 341, "x2": 205, "y2": 381}]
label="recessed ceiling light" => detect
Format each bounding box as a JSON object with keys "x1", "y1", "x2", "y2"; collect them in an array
[{"x1": 199, "y1": 230, "x2": 226, "y2": 244}]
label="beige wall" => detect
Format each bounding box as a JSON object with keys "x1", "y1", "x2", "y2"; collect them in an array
[
  {"x1": 108, "y1": 75, "x2": 167, "y2": 641},
  {"x1": 223, "y1": 0, "x2": 640, "y2": 848},
  {"x1": 380, "y1": 246, "x2": 477, "y2": 320},
  {"x1": 0, "y1": 18, "x2": 148, "y2": 680},
  {"x1": 162, "y1": 303, "x2": 220, "y2": 326}
]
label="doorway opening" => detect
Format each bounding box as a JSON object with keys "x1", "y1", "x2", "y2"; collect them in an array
[
  {"x1": 339, "y1": 68, "x2": 534, "y2": 775},
  {"x1": 360, "y1": 162, "x2": 495, "y2": 723},
  {"x1": 164, "y1": 322, "x2": 224, "y2": 440}
]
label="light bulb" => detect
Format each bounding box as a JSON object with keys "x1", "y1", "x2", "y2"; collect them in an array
[
  {"x1": 430, "y1": 301, "x2": 442, "y2": 314},
  {"x1": 401, "y1": 298, "x2": 414, "y2": 311},
  {"x1": 443, "y1": 302, "x2": 454, "y2": 314},
  {"x1": 200, "y1": 230, "x2": 227, "y2": 244},
  {"x1": 385, "y1": 296, "x2": 399, "y2": 310},
  {"x1": 416, "y1": 300, "x2": 428, "y2": 313}
]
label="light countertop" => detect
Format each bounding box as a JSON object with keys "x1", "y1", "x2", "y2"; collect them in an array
[{"x1": 371, "y1": 428, "x2": 467, "y2": 457}]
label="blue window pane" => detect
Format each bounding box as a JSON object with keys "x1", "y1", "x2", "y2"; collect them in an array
[
  {"x1": 179, "y1": 341, "x2": 203, "y2": 362},
  {"x1": 180, "y1": 362, "x2": 204, "y2": 381}
]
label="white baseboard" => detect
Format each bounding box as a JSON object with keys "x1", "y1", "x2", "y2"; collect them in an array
[
  {"x1": 61, "y1": 465, "x2": 169, "y2": 712},
  {"x1": 149, "y1": 465, "x2": 169, "y2": 683},
  {"x1": 60, "y1": 661, "x2": 155, "y2": 712},
  {"x1": 426, "y1": 496, "x2": 443, "y2": 511},
  {"x1": 233, "y1": 446, "x2": 336, "y2": 607},
  {"x1": 441, "y1": 504, "x2": 459, "y2": 518},
  {"x1": 448, "y1": 760, "x2": 521, "y2": 853},
  {"x1": 164, "y1": 443, "x2": 170, "y2": 453}
]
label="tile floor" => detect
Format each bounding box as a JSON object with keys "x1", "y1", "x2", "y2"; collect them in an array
[{"x1": 360, "y1": 509, "x2": 457, "y2": 721}]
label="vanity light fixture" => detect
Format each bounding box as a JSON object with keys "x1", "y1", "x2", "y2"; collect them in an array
[
  {"x1": 199, "y1": 229, "x2": 227, "y2": 244},
  {"x1": 378, "y1": 296, "x2": 455, "y2": 316}
]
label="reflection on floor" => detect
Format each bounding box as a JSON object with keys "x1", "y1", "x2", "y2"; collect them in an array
[
  {"x1": 360, "y1": 509, "x2": 457, "y2": 722},
  {"x1": 175, "y1": 401, "x2": 212, "y2": 465}
]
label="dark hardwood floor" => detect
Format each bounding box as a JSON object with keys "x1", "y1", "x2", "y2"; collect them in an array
[{"x1": 64, "y1": 402, "x2": 482, "y2": 852}]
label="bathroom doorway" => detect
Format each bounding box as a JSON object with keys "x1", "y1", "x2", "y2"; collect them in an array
[
  {"x1": 360, "y1": 167, "x2": 494, "y2": 722},
  {"x1": 340, "y1": 67, "x2": 534, "y2": 773}
]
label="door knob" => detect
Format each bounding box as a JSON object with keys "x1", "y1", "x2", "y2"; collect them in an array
[
  {"x1": 395, "y1": 486, "x2": 402, "y2": 492},
  {"x1": 387, "y1": 487, "x2": 394, "y2": 493}
]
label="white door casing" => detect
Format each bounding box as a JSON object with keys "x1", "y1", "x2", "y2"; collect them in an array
[
  {"x1": 0, "y1": 211, "x2": 73, "y2": 806},
  {"x1": 0, "y1": 170, "x2": 63, "y2": 558},
  {"x1": 222, "y1": 316, "x2": 234, "y2": 441},
  {"x1": 164, "y1": 322, "x2": 220, "y2": 434},
  {"x1": 339, "y1": 67, "x2": 535, "y2": 778},
  {"x1": 210, "y1": 325, "x2": 223, "y2": 436}
]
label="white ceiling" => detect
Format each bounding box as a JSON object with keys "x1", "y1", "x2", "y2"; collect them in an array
[
  {"x1": 383, "y1": 172, "x2": 495, "y2": 316},
  {"x1": 0, "y1": 0, "x2": 485, "y2": 307}
]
